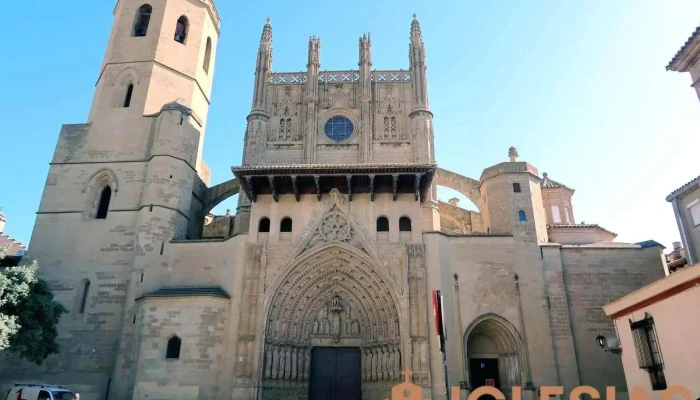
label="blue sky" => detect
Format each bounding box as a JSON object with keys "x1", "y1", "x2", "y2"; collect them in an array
[{"x1": 1, "y1": 1, "x2": 699, "y2": 251}]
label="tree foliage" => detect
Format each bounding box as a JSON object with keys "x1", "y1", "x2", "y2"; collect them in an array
[{"x1": 0, "y1": 247, "x2": 68, "y2": 364}]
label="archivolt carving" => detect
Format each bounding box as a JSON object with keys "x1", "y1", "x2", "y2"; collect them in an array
[
  {"x1": 263, "y1": 243, "x2": 403, "y2": 383},
  {"x1": 110, "y1": 67, "x2": 140, "y2": 87},
  {"x1": 464, "y1": 314, "x2": 524, "y2": 390},
  {"x1": 267, "y1": 246, "x2": 399, "y2": 343},
  {"x1": 82, "y1": 168, "x2": 118, "y2": 194}
]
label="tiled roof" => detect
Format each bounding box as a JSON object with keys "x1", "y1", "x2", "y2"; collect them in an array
[
  {"x1": 666, "y1": 25, "x2": 700, "y2": 71},
  {"x1": 547, "y1": 223, "x2": 617, "y2": 237},
  {"x1": 668, "y1": 256, "x2": 688, "y2": 270},
  {"x1": 665, "y1": 174, "x2": 700, "y2": 201},
  {"x1": 636, "y1": 240, "x2": 665, "y2": 249},
  {"x1": 540, "y1": 173, "x2": 574, "y2": 192},
  {"x1": 136, "y1": 286, "x2": 230, "y2": 300}
]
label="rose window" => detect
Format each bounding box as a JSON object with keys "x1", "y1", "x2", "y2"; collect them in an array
[{"x1": 319, "y1": 211, "x2": 352, "y2": 242}]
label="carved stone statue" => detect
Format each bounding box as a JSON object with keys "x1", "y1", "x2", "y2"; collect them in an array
[
  {"x1": 393, "y1": 347, "x2": 401, "y2": 380},
  {"x1": 271, "y1": 346, "x2": 280, "y2": 379},
  {"x1": 371, "y1": 348, "x2": 378, "y2": 381},
  {"x1": 265, "y1": 348, "x2": 272, "y2": 379},
  {"x1": 362, "y1": 348, "x2": 369, "y2": 380},
  {"x1": 351, "y1": 320, "x2": 359, "y2": 335},
  {"x1": 331, "y1": 312, "x2": 340, "y2": 337},
  {"x1": 304, "y1": 347, "x2": 311, "y2": 380}
]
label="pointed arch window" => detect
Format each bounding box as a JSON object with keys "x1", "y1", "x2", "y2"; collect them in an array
[
  {"x1": 518, "y1": 210, "x2": 527, "y2": 222},
  {"x1": 203, "y1": 37, "x2": 212, "y2": 73},
  {"x1": 133, "y1": 4, "x2": 152, "y2": 37},
  {"x1": 166, "y1": 336, "x2": 181, "y2": 359},
  {"x1": 96, "y1": 186, "x2": 112, "y2": 219},
  {"x1": 174, "y1": 16, "x2": 188, "y2": 44},
  {"x1": 123, "y1": 84, "x2": 134, "y2": 108}
]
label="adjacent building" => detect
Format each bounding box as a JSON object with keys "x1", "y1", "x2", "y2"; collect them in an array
[
  {"x1": 0, "y1": 2, "x2": 668, "y2": 400},
  {"x1": 602, "y1": 175, "x2": 700, "y2": 398},
  {"x1": 0, "y1": 210, "x2": 27, "y2": 258},
  {"x1": 601, "y1": 24, "x2": 700, "y2": 399}
]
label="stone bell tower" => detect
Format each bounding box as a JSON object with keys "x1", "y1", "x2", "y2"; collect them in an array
[
  {"x1": 88, "y1": 0, "x2": 220, "y2": 172},
  {"x1": 0, "y1": 1, "x2": 222, "y2": 399}
]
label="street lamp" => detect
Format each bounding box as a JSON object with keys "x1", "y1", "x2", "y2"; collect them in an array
[
  {"x1": 596, "y1": 335, "x2": 606, "y2": 348},
  {"x1": 596, "y1": 334, "x2": 622, "y2": 355}
]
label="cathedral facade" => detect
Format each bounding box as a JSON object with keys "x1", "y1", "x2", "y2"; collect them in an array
[{"x1": 0, "y1": 1, "x2": 668, "y2": 400}]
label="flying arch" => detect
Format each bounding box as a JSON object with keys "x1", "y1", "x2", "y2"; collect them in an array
[{"x1": 435, "y1": 168, "x2": 483, "y2": 213}]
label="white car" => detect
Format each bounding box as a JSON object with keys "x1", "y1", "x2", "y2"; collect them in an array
[{"x1": 4, "y1": 384, "x2": 73, "y2": 400}]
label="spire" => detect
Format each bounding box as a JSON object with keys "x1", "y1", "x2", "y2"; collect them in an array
[
  {"x1": 411, "y1": 13, "x2": 423, "y2": 45},
  {"x1": 307, "y1": 35, "x2": 320, "y2": 68},
  {"x1": 260, "y1": 17, "x2": 272, "y2": 49},
  {"x1": 359, "y1": 33, "x2": 371, "y2": 66},
  {"x1": 251, "y1": 18, "x2": 273, "y2": 113},
  {"x1": 409, "y1": 14, "x2": 429, "y2": 110}
]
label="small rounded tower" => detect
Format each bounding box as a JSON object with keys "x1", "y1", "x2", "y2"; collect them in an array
[
  {"x1": 540, "y1": 172, "x2": 575, "y2": 225},
  {"x1": 479, "y1": 147, "x2": 548, "y2": 243}
]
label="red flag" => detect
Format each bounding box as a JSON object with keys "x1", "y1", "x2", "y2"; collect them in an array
[{"x1": 433, "y1": 290, "x2": 443, "y2": 337}]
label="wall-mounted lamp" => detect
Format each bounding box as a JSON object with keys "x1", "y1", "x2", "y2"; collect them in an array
[{"x1": 596, "y1": 334, "x2": 622, "y2": 355}]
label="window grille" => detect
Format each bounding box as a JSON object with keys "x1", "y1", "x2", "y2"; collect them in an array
[{"x1": 630, "y1": 313, "x2": 667, "y2": 390}]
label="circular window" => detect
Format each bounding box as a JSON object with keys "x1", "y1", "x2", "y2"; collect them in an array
[{"x1": 324, "y1": 116, "x2": 354, "y2": 141}]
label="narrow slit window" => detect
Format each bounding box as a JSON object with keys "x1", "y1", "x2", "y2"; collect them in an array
[
  {"x1": 123, "y1": 84, "x2": 134, "y2": 108},
  {"x1": 96, "y1": 186, "x2": 112, "y2": 219},
  {"x1": 133, "y1": 4, "x2": 152, "y2": 36},
  {"x1": 166, "y1": 336, "x2": 181, "y2": 359},
  {"x1": 377, "y1": 217, "x2": 389, "y2": 232},
  {"x1": 258, "y1": 217, "x2": 270, "y2": 233},
  {"x1": 174, "y1": 16, "x2": 188, "y2": 44},
  {"x1": 79, "y1": 280, "x2": 90, "y2": 313},
  {"x1": 280, "y1": 217, "x2": 292, "y2": 233},
  {"x1": 203, "y1": 37, "x2": 212, "y2": 73}
]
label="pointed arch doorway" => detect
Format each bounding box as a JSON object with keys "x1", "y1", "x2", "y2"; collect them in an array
[
  {"x1": 260, "y1": 244, "x2": 404, "y2": 400},
  {"x1": 464, "y1": 314, "x2": 524, "y2": 400}
]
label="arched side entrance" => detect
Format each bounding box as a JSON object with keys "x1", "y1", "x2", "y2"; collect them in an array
[
  {"x1": 261, "y1": 244, "x2": 403, "y2": 400},
  {"x1": 464, "y1": 314, "x2": 524, "y2": 400}
]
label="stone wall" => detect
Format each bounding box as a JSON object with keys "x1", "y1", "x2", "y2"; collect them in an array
[
  {"x1": 437, "y1": 200, "x2": 484, "y2": 234},
  {"x1": 133, "y1": 297, "x2": 229, "y2": 400},
  {"x1": 560, "y1": 244, "x2": 665, "y2": 395},
  {"x1": 548, "y1": 226, "x2": 616, "y2": 245},
  {"x1": 202, "y1": 215, "x2": 234, "y2": 238}
]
